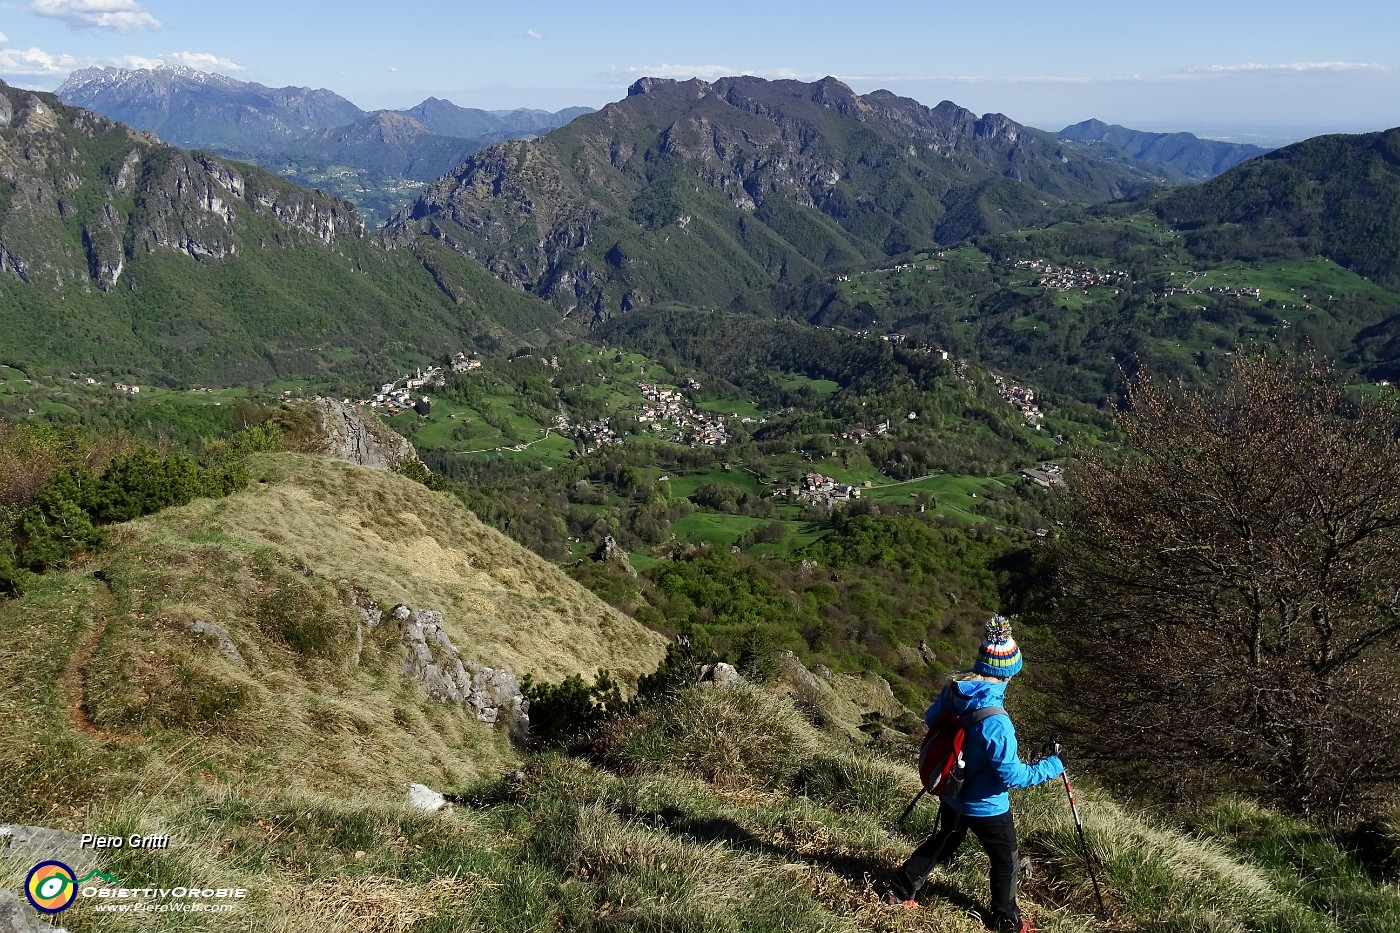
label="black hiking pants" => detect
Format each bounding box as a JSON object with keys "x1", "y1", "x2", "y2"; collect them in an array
[{"x1": 893, "y1": 801, "x2": 1021, "y2": 927}]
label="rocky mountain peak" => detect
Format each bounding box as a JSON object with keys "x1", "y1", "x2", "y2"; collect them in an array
[
  {"x1": 386, "y1": 74, "x2": 1160, "y2": 321},
  {"x1": 627, "y1": 76, "x2": 713, "y2": 98},
  {"x1": 809, "y1": 75, "x2": 866, "y2": 114},
  {"x1": 975, "y1": 112, "x2": 1020, "y2": 143}
]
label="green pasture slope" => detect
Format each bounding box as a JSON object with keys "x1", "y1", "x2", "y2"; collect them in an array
[{"x1": 381, "y1": 337, "x2": 1068, "y2": 564}]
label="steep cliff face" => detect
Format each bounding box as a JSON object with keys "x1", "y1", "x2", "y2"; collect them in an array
[
  {"x1": 0, "y1": 81, "x2": 363, "y2": 293},
  {"x1": 385, "y1": 75, "x2": 1160, "y2": 321}
]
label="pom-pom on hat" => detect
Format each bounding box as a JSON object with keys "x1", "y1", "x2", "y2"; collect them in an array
[{"x1": 973, "y1": 615, "x2": 1023, "y2": 678}]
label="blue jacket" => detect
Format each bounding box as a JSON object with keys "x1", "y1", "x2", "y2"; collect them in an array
[{"x1": 925, "y1": 677, "x2": 1064, "y2": 817}]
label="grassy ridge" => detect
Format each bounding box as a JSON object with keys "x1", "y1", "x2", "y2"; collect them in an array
[{"x1": 4, "y1": 669, "x2": 1394, "y2": 932}]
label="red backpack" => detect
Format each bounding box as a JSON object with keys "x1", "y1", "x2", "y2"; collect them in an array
[{"x1": 918, "y1": 693, "x2": 1007, "y2": 799}]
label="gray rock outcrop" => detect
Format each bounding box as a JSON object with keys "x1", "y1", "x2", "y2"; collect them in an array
[
  {"x1": 189, "y1": 620, "x2": 243, "y2": 663},
  {"x1": 700, "y1": 662, "x2": 743, "y2": 688},
  {"x1": 311, "y1": 398, "x2": 416, "y2": 468},
  {"x1": 0, "y1": 889, "x2": 62, "y2": 933},
  {"x1": 396, "y1": 607, "x2": 529, "y2": 738},
  {"x1": 0, "y1": 824, "x2": 86, "y2": 868},
  {"x1": 594, "y1": 535, "x2": 637, "y2": 577},
  {"x1": 0, "y1": 825, "x2": 82, "y2": 933}
]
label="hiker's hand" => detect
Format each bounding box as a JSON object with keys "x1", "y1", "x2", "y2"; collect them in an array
[{"x1": 1052, "y1": 742, "x2": 1068, "y2": 771}]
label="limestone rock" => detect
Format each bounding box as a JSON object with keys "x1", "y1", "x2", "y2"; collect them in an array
[
  {"x1": 310, "y1": 399, "x2": 416, "y2": 469},
  {"x1": 189, "y1": 620, "x2": 243, "y2": 663},
  {"x1": 594, "y1": 535, "x2": 637, "y2": 577},
  {"x1": 0, "y1": 824, "x2": 86, "y2": 868},
  {"x1": 395, "y1": 606, "x2": 530, "y2": 739},
  {"x1": 0, "y1": 889, "x2": 64, "y2": 933},
  {"x1": 700, "y1": 661, "x2": 743, "y2": 688},
  {"x1": 406, "y1": 783, "x2": 446, "y2": 812}
]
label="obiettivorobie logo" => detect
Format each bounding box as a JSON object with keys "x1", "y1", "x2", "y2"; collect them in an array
[
  {"x1": 24, "y1": 861, "x2": 116, "y2": 914},
  {"x1": 23, "y1": 860, "x2": 246, "y2": 915}
]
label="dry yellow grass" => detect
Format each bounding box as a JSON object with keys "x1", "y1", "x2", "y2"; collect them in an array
[
  {"x1": 153, "y1": 453, "x2": 665, "y2": 682},
  {"x1": 0, "y1": 451, "x2": 666, "y2": 829},
  {"x1": 287, "y1": 873, "x2": 496, "y2": 933}
]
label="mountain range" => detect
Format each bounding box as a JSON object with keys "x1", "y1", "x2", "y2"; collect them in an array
[
  {"x1": 0, "y1": 80, "x2": 563, "y2": 385},
  {"x1": 8, "y1": 68, "x2": 1400, "y2": 391},
  {"x1": 1057, "y1": 118, "x2": 1271, "y2": 181},
  {"x1": 385, "y1": 75, "x2": 1167, "y2": 321},
  {"x1": 56, "y1": 66, "x2": 591, "y2": 224}
]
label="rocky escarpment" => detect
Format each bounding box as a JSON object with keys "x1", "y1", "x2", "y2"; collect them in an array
[
  {"x1": 385, "y1": 75, "x2": 1161, "y2": 321},
  {"x1": 0, "y1": 80, "x2": 363, "y2": 292},
  {"x1": 307, "y1": 398, "x2": 417, "y2": 468},
  {"x1": 393, "y1": 605, "x2": 529, "y2": 738},
  {"x1": 340, "y1": 590, "x2": 529, "y2": 739}
]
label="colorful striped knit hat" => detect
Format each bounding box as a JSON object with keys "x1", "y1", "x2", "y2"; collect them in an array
[{"x1": 973, "y1": 615, "x2": 1023, "y2": 678}]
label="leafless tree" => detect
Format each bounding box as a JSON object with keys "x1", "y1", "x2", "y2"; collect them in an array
[{"x1": 1046, "y1": 351, "x2": 1400, "y2": 820}]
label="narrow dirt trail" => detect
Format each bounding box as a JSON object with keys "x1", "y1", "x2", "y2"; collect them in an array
[{"x1": 60, "y1": 585, "x2": 130, "y2": 743}]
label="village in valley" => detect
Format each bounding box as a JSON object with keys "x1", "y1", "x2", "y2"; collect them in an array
[
  {"x1": 1014, "y1": 258, "x2": 1131, "y2": 291},
  {"x1": 337, "y1": 326, "x2": 1073, "y2": 544}
]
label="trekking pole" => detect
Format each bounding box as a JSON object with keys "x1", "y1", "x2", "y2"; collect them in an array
[
  {"x1": 887, "y1": 786, "x2": 927, "y2": 838},
  {"x1": 1055, "y1": 739, "x2": 1109, "y2": 919}
]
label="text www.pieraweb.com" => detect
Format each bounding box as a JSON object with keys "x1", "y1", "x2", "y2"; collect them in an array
[{"x1": 93, "y1": 902, "x2": 236, "y2": 913}]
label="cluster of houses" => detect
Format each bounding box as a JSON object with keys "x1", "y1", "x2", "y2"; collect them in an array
[
  {"x1": 636, "y1": 383, "x2": 731, "y2": 447},
  {"x1": 770, "y1": 472, "x2": 867, "y2": 507},
  {"x1": 991, "y1": 373, "x2": 1045, "y2": 430},
  {"x1": 450, "y1": 351, "x2": 483, "y2": 373},
  {"x1": 838, "y1": 421, "x2": 890, "y2": 444},
  {"x1": 1160, "y1": 282, "x2": 1262, "y2": 301},
  {"x1": 1020, "y1": 462, "x2": 1065, "y2": 488},
  {"x1": 353, "y1": 352, "x2": 486, "y2": 415},
  {"x1": 358, "y1": 364, "x2": 448, "y2": 413},
  {"x1": 558, "y1": 414, "x2": 624, "y2": 453},
  {"x1": 1015, "y1": 259, "x2": 1129, "y2": 291},
  {"x1": 71, "y1": 373, "x2": 140, "y2": 395}
]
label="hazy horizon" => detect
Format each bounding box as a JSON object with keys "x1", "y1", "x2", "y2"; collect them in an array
[{"x1": 3, "y1": 0, "x2": 1396, "y2": 146}]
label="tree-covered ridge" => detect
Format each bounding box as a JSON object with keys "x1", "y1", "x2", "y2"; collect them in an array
[
  {"x1": 1057, "y1": 118, "x2": 1270, "y2": 181},
  {"x1": 1157, "y1": 127, "x2": 1400, "y2": 288}
]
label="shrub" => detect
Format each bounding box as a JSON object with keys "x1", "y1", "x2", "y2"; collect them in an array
[
  {"x1": 521, "y1": 670, "x2": 627, "y2": 747},
  {"x1": 615, "y1": 684, "x2": 818, "y2": 787}
]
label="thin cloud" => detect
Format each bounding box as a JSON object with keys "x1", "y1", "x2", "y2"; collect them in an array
[
  {"x1": 30, "y1": 0, "x2": 161, "y2": 32},
  {"x1": 0, "y1": 45, "x2": 82, "y2": 76},
  {"x1": 605, "y1": 64, "x2": 813, "y2": 82},
  {"x1": 1176, "y1": 61, "x2": 1388, "y2": 76},
  {"x1": 524, "y1": 29, "x2": 543, "y2": 40},
  {"x1": 0, "y1": 32, "x2": 8, "y2": 44},
  {"x1": 841, "y1": 72, "x2": 1102, "y2": 86},
  {"x1": 109, "y1": 52, "x2": 244, "y2": 72}
]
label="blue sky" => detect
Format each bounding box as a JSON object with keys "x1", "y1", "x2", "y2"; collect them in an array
[{"x1": 2, "y1": 0, "x2": 1396, "y2": 143}]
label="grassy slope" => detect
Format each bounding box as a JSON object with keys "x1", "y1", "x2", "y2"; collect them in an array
[
  {"x1": 1, "y1": 455, "x2": 1395, "y2": 932},
  {"x1": 0, "y1": 454, "x2": 664, "y2": 820}
]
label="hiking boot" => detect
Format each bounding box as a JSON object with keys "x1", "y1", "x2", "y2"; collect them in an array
[
  {"x1": 992, "y1": 914, "x2": 1035, "y2": 933},
  {"x1": 881, "y1": 891, "x2": 918, "y2": 907}
]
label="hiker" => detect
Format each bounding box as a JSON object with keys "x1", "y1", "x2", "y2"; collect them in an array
[{"x1": 888, "y1": 615, "x2": 1065, "y2": 933}]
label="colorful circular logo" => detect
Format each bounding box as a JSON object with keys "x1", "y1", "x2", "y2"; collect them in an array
[{"x1": 25, "y1": 861, "x2": 78, "y2": 914}]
